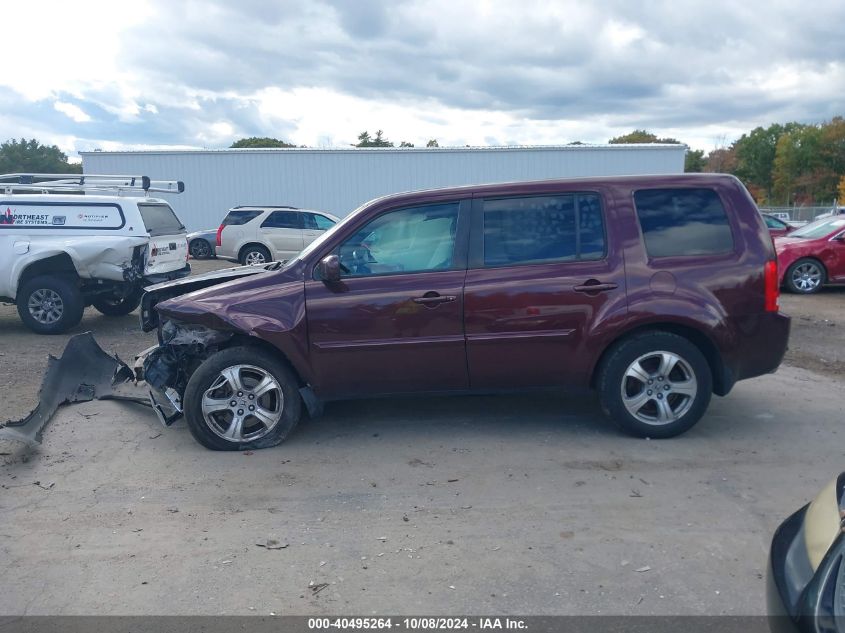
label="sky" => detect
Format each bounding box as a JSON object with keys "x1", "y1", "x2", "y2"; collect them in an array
[{"x1": 2, "y1": 0, "x2": 844, "y2": 160}]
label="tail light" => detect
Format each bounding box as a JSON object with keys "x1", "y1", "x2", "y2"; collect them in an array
[
  {"x1": 764, "y1": 259, "x2": 779, "y2": 312},
  {"x1": 216, "y1": 224, "x2": 224, "y2": 247}
]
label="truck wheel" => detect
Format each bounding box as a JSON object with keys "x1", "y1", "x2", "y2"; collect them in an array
[
  {"x1": 92, "y1": 288, "x2": 143, "y2": 316},
  {"x1": 16, "y1": 275, "x2": 84, "y2": 335},
  {"x1": 240, "y1": 245, "x2": 271, "y2": 266},
  {"x1": 784, "y1": 258, "x2": 825, "y2": 294},
  {"x1": 183, "y1": 346, "x2": 302, "y2": 451},
  {"x1": 597, "y1": 332, "x2": 712, "y2": 439}
]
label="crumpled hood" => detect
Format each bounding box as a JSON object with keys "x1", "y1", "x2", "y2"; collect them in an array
[{"x1": 155, "y1": 261, "x2": 307, "y2": 335}]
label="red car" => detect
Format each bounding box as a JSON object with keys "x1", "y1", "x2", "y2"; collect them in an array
[
  {"x1": 762, "y1": 213, "x2": 795, "y2": 238},
  {"x1": 776, "y1": 216, "x2": 845, "y2": 293}
]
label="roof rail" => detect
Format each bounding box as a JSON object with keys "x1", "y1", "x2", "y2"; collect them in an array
[
  {"x1": 233, "y1": 204, "x2": 298, "y2": 210},
  {"x1": 0, "y1": 173, "x2": 185, "y2": 195}
]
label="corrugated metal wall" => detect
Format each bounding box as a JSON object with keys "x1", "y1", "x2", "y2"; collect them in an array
[{"x1": 81, "y1": 146, "x2": 686, "y2": 231}]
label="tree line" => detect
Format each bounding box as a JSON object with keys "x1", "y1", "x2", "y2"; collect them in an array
[
  {"x1": 608, "y1": 118, "x2": 845, "y2": 205},
  {"x1": 4, "y1": 117, "x2": 843, "y2": 206}
]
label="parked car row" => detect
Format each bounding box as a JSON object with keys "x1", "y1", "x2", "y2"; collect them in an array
[{"x1": 186, "y1": 206, "x2": 340, "y2": 264}]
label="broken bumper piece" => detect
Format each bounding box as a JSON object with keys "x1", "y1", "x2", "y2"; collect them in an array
[{"x1": 0, "y1": 333, "x2": 150, "y2": 445}]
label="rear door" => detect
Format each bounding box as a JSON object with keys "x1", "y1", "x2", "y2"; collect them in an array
[
  {"x1": 463, "y1": 191, "x2": 626, "y2": 390},
  {"x1": 260, "y1": 210, "x2": 305, "y2": 259},
  {"x1": 138, "y1": 203, "x2": 188, "y2": 275},
  {"x1": 301, "y1": 212, "x2": 337, "y2": 247}
]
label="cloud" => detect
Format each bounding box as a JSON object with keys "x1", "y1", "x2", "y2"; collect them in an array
[
  {"x1": 0, "y1": 0, "x2": 843, "y2": 156},
  {"x1": 54, "y1": 101, "x2": 92, "y2": 123}
]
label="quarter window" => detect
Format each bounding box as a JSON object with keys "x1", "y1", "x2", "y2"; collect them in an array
[
  {"x1": 261, "y1": 210, "x2": 301, "y2": 229},
  {"x1": 482, "y1": 194, "x2": 606, "y2": 266},
  {"x1": 633, "y1": 188, "x2": 734, "y2": 257},
  {"x1": 303, "y1": 213, "x2": 336, "y2": 231},
  {"x1": 338, "y1": 202, "x2": 459, "y2": 277}
]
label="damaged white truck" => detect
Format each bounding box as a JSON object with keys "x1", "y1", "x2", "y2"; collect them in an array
[{"x1": 0, "y1": 173, "x2": 190, "y2": 334}]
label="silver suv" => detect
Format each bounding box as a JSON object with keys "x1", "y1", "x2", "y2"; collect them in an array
[{"x1": 215, "y1": 206, "x2": 339, "y2": 265}]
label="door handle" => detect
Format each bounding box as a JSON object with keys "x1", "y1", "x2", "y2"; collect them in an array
[
  {"x1": 573, "y1": 280, "x2": 618, "y2": 293},
  {"x1": 413, "y1": 292, "x2": 457, "y2": 306}
]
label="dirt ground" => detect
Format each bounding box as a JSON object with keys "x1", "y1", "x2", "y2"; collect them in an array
[{"x1": 0, "y1": 260, "x2": 843, "y2": 616}]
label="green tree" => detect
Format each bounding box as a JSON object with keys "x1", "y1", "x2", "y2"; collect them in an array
[
  {"x1": 684, "y1": 149, "x2": 706, "y2": 173},
  {"x1": 608, "y1": 129, "x2": 681, "y2": 144},
  {"x1": 732, "y1": 124, "x2": 789, "y2": 202},
  {"x1": 230, "y1": 137, "x2": 296, "y2": 148},
  {"x1": 426, "y1": 139, "x2": 439, "y2": 147},
  {"x1": 0, "y1": 138, "x2": 81, "y2": 173},
  {"x1": 356, "y1": 130, "x2": 394, "y2": 147},
  {"x1": 399, "y1": 141, "x2": 415, "y2": 147}
]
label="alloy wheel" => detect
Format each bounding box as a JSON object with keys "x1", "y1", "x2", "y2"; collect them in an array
[
  {"x1": 244, "y1": 251, "x2": 267, "y2": 265},
  {"x1": 201, "y1": 364, "x2": 284, "y2": 443},
  {"x1": 620, "y1": 351, "x2": 697, "y2": 426},
  {"x1": 791, "y1": 262, "x2": 822, "y2": 292},
  {"x1": 27, "y1": 288, "x2": 64, "y2": 324}
]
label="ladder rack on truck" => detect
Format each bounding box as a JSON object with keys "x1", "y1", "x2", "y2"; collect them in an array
[{"x1": 0, "y1": 173, "x2": 185, "y2": 196}]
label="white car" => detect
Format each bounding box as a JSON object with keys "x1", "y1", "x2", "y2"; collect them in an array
[
  {"x1": 0, "y1": 173, "x2": 190, "y2": 334},
  {"x1": 215, "y1": 206, "x2": 339, "y2": 265}
]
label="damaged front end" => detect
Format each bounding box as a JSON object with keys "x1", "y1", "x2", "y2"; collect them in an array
[{"x1": 138, "y1": 320, "x2": 234, "y2": 426}]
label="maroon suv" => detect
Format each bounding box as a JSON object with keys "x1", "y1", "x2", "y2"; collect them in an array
[{"x1": 139, "y1": 174, "x2": 790, "y2": 450}]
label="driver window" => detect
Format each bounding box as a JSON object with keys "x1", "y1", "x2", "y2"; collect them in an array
[{"x1": 338, "y1": 202, "x2": 459, "y2": 277}]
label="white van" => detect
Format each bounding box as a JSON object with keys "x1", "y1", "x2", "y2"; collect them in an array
[
  {"x1": 0, "y1": 174, "x2": 190, "y2": 334},
  {"x1": 215, "y1": 206, "x2": 339, "y2": 265}
]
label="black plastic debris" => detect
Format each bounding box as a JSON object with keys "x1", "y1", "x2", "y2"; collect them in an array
[{"x1": 0, "y1": 332, "x2": 149, "y2": 445}]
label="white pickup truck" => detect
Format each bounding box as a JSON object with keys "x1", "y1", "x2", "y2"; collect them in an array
[{"x1": 0, "y1": 174, "x2": 190, "y2": 334}]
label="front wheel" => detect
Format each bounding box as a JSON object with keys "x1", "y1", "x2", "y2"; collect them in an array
[
  {"x1": 92, "y1": 288, "x2": 143, "y2": 316},
  {"x1": 183, "y1": 347, "x2": 302, "y2": 451},
  {"x1": 785, "y1": 258, "x2": 825, "y2": 294},
  {"x1": 597, "y1": 332, "x2": 712, "y2": 438}
]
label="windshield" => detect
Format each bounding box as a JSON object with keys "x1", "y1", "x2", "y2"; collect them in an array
[
  {"x1": 790, "y1": 217, "x2": 845, "y2": 239},
  {"x1": 138, "y1": 203, "x2": 186, "y2": 236}
]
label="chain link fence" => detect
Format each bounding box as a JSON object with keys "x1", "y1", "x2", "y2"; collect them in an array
[{"x1": 758, "y1": 204, "x2": 842, "y2": 223}]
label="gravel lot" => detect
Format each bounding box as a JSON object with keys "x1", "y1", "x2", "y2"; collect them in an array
[{"x1": 0, "y1": 259, "x2": 843, "y2": 615}]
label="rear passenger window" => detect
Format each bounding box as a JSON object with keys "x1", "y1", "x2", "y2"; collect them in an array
[
  {"x1": 482, "y1": 193, "x2": 605, "y2": 266},
  {"x1": 633, "y1": 188, "x2": 734, "y2": 257},
  {"x1": 222, "y1": 209, "x2": 262, "y2": 225},
  {"x1": 261, "y1": 210, "x2": 301, "y2": 229}
]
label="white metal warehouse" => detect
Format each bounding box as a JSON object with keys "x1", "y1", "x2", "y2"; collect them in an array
[{"x1": 81, "y1": 145, "x2": 686, "y2": 231}]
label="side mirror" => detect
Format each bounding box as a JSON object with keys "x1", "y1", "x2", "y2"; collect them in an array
[{"x1": 318, "y1": 254, "x2": 341, "y2": 283}]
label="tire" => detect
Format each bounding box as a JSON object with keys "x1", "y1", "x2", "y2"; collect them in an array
[
  {"x1": 189, "y1": 238, "x2": 213, "y2": 259},
  {"x1": 597, "y1": 332, "x2": 713, "y2": 439},
  {"x1": 91, "y1": 288, "x2": 143, "y2": 316},
  {"x1": 785, "y1": 258, "x2": 826, "y2": 294},
  {"x1": 16, "y1": 275, "x2": 84, "y2": 335},
  {"x1": 239, "y1": 244, "x2": 271, "y2": 266},
  {"x1": 183, "y1": 346, "x2": 302, "y2": 451}
]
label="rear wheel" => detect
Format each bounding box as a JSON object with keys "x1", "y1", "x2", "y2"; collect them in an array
[
  {"x1": 16, "y1": 275, "x2": 84, "y2": 334},
  {"x1": 189, "y1": 238, "x2": 213, "y2": 259},
  {"x1": 597, "y1": 332, "x2": 712, "y2": 438},
  {"x1": 92, "y1": 288, "x2": 143, "y2": 316},
  {"x1": 785, "y1": 258, "x2": 825, "y2": 294},
  {"x1": 240, "y1": 244, "x2": 271, "y2": 266},
  {"x1": 183, "y1": 346, "x2": 302, "y2": 451}
]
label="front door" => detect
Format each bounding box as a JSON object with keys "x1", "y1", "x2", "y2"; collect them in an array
[
  {"x1": 305, "y1": 200, "x2": 470, "y2": 398},
  {"x1": 463, "y1": 191, "x2": 626, "y2": 390}
]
